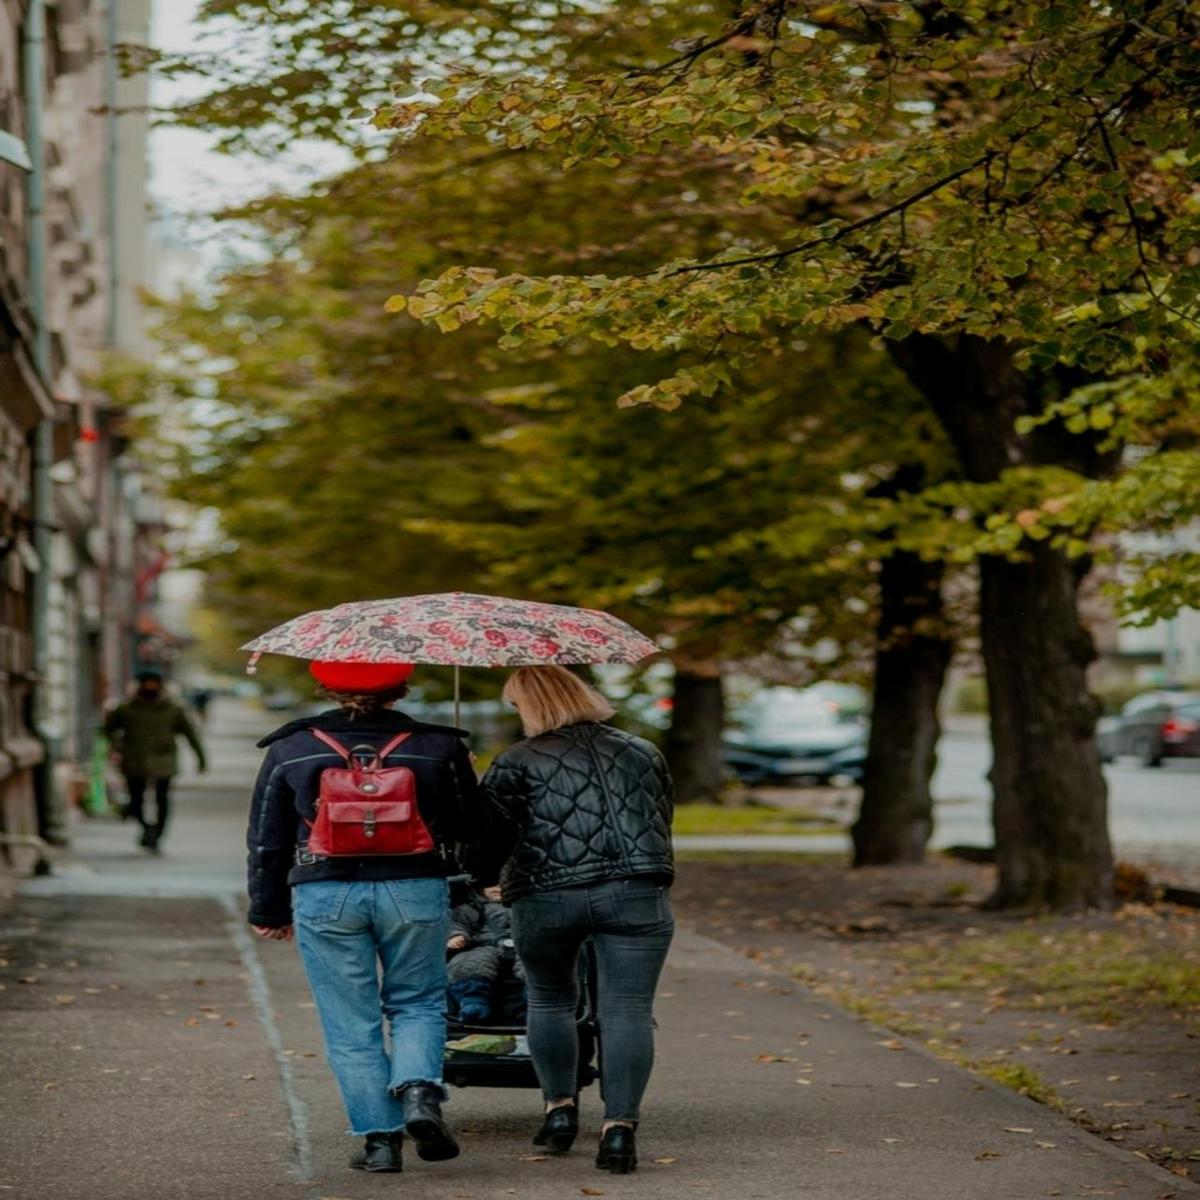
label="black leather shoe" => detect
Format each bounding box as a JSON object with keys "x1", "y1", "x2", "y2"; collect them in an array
[
  {"x1": 400, "y1": 1084, "x2": 460, "y2": 1162},
  {"x1": 596, "y1": 1125, "x2": 637, "y2": 1174},
  {"x1": 350, "y1": 1131, "x2": 404, "y2": 1172},
  {"x1": 533, "y1": 1104, "x2": 579, "y2": 1154}
]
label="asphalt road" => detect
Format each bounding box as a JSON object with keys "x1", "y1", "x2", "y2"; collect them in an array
[
  {"x1": 3, "y1": 699, "x2": 1195, "y2": 1199},
  {"x1": 931, "y1": 719, "x2": 1200, "y2": 863}
]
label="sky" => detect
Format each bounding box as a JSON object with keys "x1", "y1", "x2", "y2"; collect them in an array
[{"x1": 148, "y1": 0, "x2": 347, "y2": 267}]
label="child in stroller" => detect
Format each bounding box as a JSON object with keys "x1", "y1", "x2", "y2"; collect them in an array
[
  {"x1": 443, "y1": 876, "x2": 599, "y2": 1093},
  {"x1": 447, "y1": 885, "x2": 526, "y2": 1024}
]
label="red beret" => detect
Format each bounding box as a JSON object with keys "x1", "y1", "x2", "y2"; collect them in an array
[{"x1": 309, "y1": 661, "x2": 415, "y2": 693}]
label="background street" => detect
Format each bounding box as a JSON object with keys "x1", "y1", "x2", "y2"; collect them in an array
[{"x1": 2, "y1": 700, "x2": 1194, "y2": 1200}]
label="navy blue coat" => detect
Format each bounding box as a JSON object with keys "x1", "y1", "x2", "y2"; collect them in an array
[{"x1": 246, "y1": 707, "x2": 497, "y2": 927}]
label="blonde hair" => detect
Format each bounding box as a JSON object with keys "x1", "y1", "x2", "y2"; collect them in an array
[{"x1": 503, "y1": 666, "x2": 616, "y2": 738}]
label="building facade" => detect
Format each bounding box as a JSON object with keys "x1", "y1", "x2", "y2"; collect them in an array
[{"x1": 0, "y1": 0, "x2": 154, "y2": 870}]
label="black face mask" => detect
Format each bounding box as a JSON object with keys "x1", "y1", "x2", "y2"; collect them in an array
[{"x1": 138, "y1": 685, "x2": 162, "y2": 701}]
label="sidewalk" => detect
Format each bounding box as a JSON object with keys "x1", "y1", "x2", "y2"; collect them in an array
[{"x1": 1, "y1": 700, "x2": 1193, "y2": 1200}]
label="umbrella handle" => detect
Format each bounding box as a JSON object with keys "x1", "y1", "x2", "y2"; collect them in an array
[{"x1": 454, "y1": 665, "x2": 461, "y2": 729}]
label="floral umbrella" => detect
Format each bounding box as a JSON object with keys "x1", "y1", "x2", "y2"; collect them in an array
[{"x1": 242, "y1": 593, "x2": 659, "y2": 712}]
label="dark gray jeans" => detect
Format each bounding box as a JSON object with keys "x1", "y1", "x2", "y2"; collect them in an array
[{"x1": 511, "y1": 877, "x2": 675, "y2": 1122}]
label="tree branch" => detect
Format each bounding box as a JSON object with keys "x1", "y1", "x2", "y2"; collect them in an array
[{"x1": 661, "y1": 153, "x2": 991, "y2": 277}]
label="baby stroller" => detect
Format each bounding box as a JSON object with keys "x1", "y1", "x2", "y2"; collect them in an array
[{"x1": 442, "y1": 875, "x2": 600, "y2": 1092}]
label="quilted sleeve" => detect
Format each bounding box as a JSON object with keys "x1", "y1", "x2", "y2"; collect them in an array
[
  {"x1": 481, "y1": 754, "x2": 530, "y2": 829},
  {"x1": 653, "y1": 746, "x2": 675, "y2": 830}
]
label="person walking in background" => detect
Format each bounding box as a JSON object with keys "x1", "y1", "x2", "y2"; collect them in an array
[
  {"x1": 104, "y1": 668, "x2": 206, "y2": 853},
  {"x1": 247, "y1": 660, "x2": 500, "y2": 1175},
  {"x1": 482, "y1": 665, "x2": 675, "y2": 1176}
]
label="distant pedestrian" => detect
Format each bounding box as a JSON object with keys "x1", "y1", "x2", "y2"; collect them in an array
[
  {"x1": 189, "y1": 685, "x2": 213, "y2": 723},
  {"x1": 247, "y1": 660, "x2": 502, "y2": 1175},
  {"x1": 104, "y1": 668, "x2": 207, "y2": 853},
  {"x1": 482, "y1": 665, "x2": 675, "y2": 1175}
]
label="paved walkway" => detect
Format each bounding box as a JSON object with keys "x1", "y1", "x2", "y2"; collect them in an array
[{"x1": 1, "y1": 701, "x2": 1193, "y2": 1200}]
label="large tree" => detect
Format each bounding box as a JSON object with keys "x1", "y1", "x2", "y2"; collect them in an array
[{"x1": 368, "y1": 1, "x2": 1200, "y2": 909}]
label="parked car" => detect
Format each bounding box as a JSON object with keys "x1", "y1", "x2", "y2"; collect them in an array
[
  {"x1": 1097, "y1": 690, "x2": 1200, "y2": 766},
  {"x1": 723, "y1": 685, "x2": 868, "y2": 786}
]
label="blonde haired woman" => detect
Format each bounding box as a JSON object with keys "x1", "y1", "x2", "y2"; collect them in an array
[{"x1": 482, "y1": 666, "x2": 675, "y2": 1175}]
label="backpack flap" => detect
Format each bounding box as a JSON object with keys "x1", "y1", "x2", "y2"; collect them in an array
[{"x1": 306, "y1": 730, "x2": 436, "y2": 857}]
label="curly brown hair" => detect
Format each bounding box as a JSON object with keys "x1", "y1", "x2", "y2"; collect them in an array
[{"x1": 316, "y1": 684, "x2": 410, "y2": 716}]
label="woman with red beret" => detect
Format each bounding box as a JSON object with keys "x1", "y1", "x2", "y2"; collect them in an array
[{"x1": 247, "y1": 660, "x2": 498, "y2": 1174}]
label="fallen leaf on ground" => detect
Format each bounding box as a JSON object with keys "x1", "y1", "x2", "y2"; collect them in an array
[
  {"x1": 1036, "y1": 1141, "x2": 1057, "y2": 1149},
  {"x1": 654, "y1": 1156, "x2": 677, "y2": 1164},
  {"x1": 882, "y1": 1137, "x2": 900, "y2": 1144},
  {"x1": 54, "y1": 995, "x2": 75, "y2": 1005},
  {"x1": 242, "y1": 1074, "x2": 256, "y2": 1080},
  {"x1": 754, "y1": 1054, "x2": 797, "y2": 1063},
  {"x1": 795, "y1": 1078, "x2": 812, "y2": 1085},
  {"x1": 224, "y1": 1020, "x2": 238, "y2": 1028},
  {"x1": 825, "y1": 1148, "x2": 845, "y2": 1154},
  {"x1": 895, "y1": 1081, "x2": 921, "y2": 1088},
  {"x1": 877, "y1": 1039, "x2": 904, "y2": 1050},
  {"x1": 581, "y1": 1189, "x2": 606, "y2": 1196},
  {"x1": 1004, "y1": 1127, "x2": 1034, "y2": 1134},
  {"x1": 520, "y1": 1155, "x2": 547, "y2": 1162},
  {"x1": 17, "y1": 975, "x2": 38, "y2": 984},
  {"x1": 975, "y1": 1149, "x2": 1002, "y2": 1160}
]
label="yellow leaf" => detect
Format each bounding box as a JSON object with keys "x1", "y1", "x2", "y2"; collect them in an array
[
  {"x1": 500, "y1": 93, "x2": 521, "y2": 111},
  {"x1": 538, "y1": 114, "x2": 564, "y2": 131},
  {"x1": 383, "y1": 294, "x2": 407, "y2": 314}
]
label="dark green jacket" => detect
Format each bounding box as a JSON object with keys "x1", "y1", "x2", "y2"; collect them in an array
[{"x1": 105, "y1": 697, "x2": 206, "y2": 779}]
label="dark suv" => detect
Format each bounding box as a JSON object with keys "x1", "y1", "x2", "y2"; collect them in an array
[{"x1": 1097, "y1": 690, "x2": 1200, "y2": 766}]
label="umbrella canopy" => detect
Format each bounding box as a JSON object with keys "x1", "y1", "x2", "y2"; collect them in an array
[{"x1": 241, "y1": 592, "x2": 659, "y2": 669}]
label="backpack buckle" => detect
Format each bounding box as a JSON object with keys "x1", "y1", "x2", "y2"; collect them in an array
[{"x1": 363, "y1": 809, "x2": 377, "y2": 839}]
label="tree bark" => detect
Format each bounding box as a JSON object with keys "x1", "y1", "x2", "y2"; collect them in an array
[
  {"x1": 891, "y1": 334, "x2": 1115, "y2": 910},
  {"x1": 979, "y1": 546, "x2": 1113, "y2": 908},
  {"x1": 853, "y1": 548, "x2": 952, "y2": 865},
  {"x1": 663, "y1": 666, "x2": 725, "y2": 804}
]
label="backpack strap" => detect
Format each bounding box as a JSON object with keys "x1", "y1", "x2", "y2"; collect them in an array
[
  {"x1": 310, "y1": 729, "x2": 412, "y2": 764},
  {"x1": 311, "y1": 729, "x2": 352, "y2": 761},
  {"x1": 378, "y1": 732, "x2": 412, "y2": 759}
]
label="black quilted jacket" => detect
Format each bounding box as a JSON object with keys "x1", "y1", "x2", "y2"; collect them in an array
[{"x1": 481, "y1": 721, "x2": 674, "y2": 902}]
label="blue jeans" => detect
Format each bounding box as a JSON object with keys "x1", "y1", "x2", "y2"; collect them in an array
[
  {"x1": 512, "y1": 878, "x2": 675, "y2": 1122},
  {"x1": 293, "y1": 877, "x2": 450, "y2": 1136}
]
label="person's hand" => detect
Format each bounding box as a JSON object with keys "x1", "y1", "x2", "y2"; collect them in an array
[
  {"x1": 253, "y1": 924, "x2": 294, "y2": 941},
  {"x1": 447, "y1": 934, "x2": 469, "y2": 952}
]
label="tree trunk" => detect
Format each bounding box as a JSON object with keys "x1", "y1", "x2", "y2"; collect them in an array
[
  {"x1": 979, "y1": 546, "x2": 1113, "y2": 908},
  {"x1": 890, "y1": 334, "x2": 1115, "y2": 910},
  {"x1": 663, "y1": 666, "x2": 725, "y2": 804},
  {"x1": 853, "y1": 549, "x2": 952, "y2": 865}
]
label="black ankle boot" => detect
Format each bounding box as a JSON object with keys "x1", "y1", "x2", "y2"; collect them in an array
[
  {"x1": 400, "y1": 1083, "x2": 460, "y2": 1162},
  {"x1": 596, "y1": 1124, "x2": 637, "y2": 1174},
  {"x1": 533, "y1": 1104, "x2": 579, "y2": 1154},
  {"x1": 350, "y1": 1131, "x2": 404, "y2": 1172}
]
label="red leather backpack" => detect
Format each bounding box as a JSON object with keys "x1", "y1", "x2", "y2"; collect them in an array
[{"x1": 305, "y1": 730, "x2": 436, "y2": 857}]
